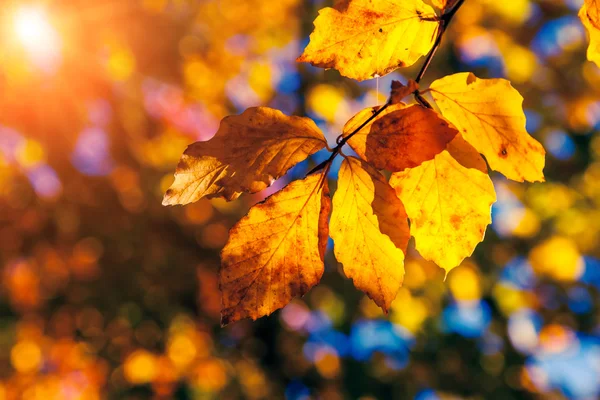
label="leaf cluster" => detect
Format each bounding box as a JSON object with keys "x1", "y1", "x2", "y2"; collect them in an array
[{"x1": 164, "y1": 0, "x2": 547, "y2": 325}]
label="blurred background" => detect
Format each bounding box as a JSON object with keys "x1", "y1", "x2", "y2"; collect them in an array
[{"x1": 0, "y1": 0, "x2": 599, "y2": 398}]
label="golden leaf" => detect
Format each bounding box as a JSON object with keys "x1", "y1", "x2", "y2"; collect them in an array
[
  {"x1": 163, "y1": 107, "x2": 327, "y2": 205},
  {"x1": 297, "y1": 0, "x2": 440, "y2": 81},
  {"x1": 390, "y1": 136, "x2": 496, "y2": 274},
  {"x1": 219, "y1": 172, "x2": 330, "y2": 326},
  {"x1": 330, "y1": 156, "x2": 409, "y2": 312},
  {"x1": 343, "y1": 104, "x2": 457, "y2": 171},
  {"x1": 580, "y1": 0, "x2": 600, "y2": 67},
  {"x1": 429, "y1": 72, "x2": 545, "y2": 182}
]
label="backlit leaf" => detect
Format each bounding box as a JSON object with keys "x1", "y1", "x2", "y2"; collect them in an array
[
  {"x1": 390, "y1": 136, "x2": 496, "y2": 273},
  {"x1": 163, "y1": 107, "x2": 327, "y2": 205},
  {"x1": 297, "y1": 0, "x2": 440, "y2": 81},
  {"x1": 220, "y1": 171, "x2": 330, "y2": 326},
  {"x1": 343, "y1": 104, "x2": 457, "y2": 171},
  {"x1": 390, "y1": 79, "x2": 419, "y2": 104},
  {"x1": 580, "y1": 0, "x2": 600, "y2": 68},
  {"x1": 330, "y1": 156, "x2": 409, "y2": 312},
  {"x1": 429, "y1": 72, "x2": 545, "y2": 182}
]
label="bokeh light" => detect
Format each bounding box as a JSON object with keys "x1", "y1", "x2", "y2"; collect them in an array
[{"x1": 12, "y1": 6, "x2": 61, "y2": 72}]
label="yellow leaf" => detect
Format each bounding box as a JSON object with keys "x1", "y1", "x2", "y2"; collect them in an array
[
  {"x1": 429, "y1": 72, "x2": 545, "y2": 182},
  {"x1": 297, "y1": 0, "x2": 440, "y2": 81},
  {"x1": 330, "y1": 156, "x2": 409, "y2": 312},
  {"x1": 163, "y1": 107, "x2": 327, "y2": 205},
  {"x1": 343, "y1": 104, "x2": 457, "y2": 171},
  {"x1": 219, "y1": 172, "x2": 330, "y2": 325},
  {"x1": 580, "y1": 0, "x2": 600, "y2": 68},
  {"x1": 389, "y1": 136, "x2": 496, "y2": 273}
]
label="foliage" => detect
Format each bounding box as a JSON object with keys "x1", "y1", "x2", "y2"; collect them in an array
[
  {"x1": 1, "y1": 0, "x2": 600, "y2": 398},
  {"x1": 296, "y1": 0, "x2": 440, "y2": 80},
  {"x1": 165, "y1": 0, "x2": 546, "y2": 325}
]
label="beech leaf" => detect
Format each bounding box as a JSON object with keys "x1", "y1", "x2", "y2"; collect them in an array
[
  {"x1": 219, "y1": 171, "x2": 331, "y2": 326},
  {"x1": 343, "y1": 104, "x2": 458, "y2": 171},
  {"x1": 163, "y1": 107, "x2": 327, "y2": 205},
  {"x1": 297, "y1": 0, "x2": 440, "y2": 81},
  {"x1": 330, "y1": 156, "x2": 409, "y2": 312},
  {"x1": 390, "y1": 135, "x2": 496, "y2": 274},
  {"x1": 390, "y1": 79, "x2": 419, "y2": 104},
  {"x1": 429, "y1": 72, "x2": 545, "y2": 182}
]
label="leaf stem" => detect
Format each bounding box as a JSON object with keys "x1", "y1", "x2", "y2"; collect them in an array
[
  {"x1": 310, "y1": 0, "x2": 466, "y2": 175},
  {"x1": 308, "y1": 102, "x2": 390, "y2": 175}
]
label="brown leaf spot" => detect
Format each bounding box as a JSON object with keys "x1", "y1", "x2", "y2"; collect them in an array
[
  {"x1": 361, "y1": 9, "x2": 385, "y2": 21},
  {"x1": 177, "y1": 159, "x2": 189, "y2": 170},
  {"x1": 450, "y1": 214, "x2": 462, "y2": 230},
  {"x1": 466, "y1": 73, "x2": 477, "y2": 85}
]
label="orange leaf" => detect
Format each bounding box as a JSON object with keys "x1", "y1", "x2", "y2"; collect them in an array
[
  {"x1": 343, "y1": 104, "x2": 458, "y2": 171},
  {"x1": 390, "y1": 79, "x2": 419, "y2": 104},
  {"x1": 163, "y1": 107, "x2": 327, "y2": 205},
  {"x1": 390, "y1": 135, "x2": 496, "y2": 274},
  {"x1": 330, "y1": 157, "x2": 409, "y2": 312},
  {"x1": 219, "y1": 171, "x2": 330, "y2": 325},
  {"x1": 430, "y1": 72, "x2": 545, "y2": 182},
  {"x1": 297, "y1": 0, "x2": 440, "y2": 81}
]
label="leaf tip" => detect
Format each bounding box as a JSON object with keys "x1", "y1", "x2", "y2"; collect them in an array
[{"x1": 161, "y1": 189, "x2": 175, "y2": 206}]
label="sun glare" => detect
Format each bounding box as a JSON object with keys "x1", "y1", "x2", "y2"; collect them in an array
[{"x1": 13, "y1": 6, "x2": 62, "y2": 71}]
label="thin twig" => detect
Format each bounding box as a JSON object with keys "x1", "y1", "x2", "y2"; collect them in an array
[{"x1": 413, "y1": 0, "x2": 466, "y2": 101}]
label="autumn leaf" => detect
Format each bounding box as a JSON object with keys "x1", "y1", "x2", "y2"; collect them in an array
[
  {"x1": 390, "y1": 135, "x2": 496, "y2": 273},
  {"x1": 297, "y1": 0, "x2": 440, "y2": 81},
  {"x1": 343, "y1": 104, "x2": 457, "y2": 171},
  {"x1": 330, "y1": 157, "x2": 409, "y2": 312},
  {"x1": 219, "y1": 171, "x2": 330, "y2": 326},
  {"x1": 390, "y1": 79, "x2": 419, "y2": 105},
  {"x1": 163, "y1": 107, "x2": 327, "y2": 205},
  {"x1": 429, "y1": 72, "x2": 545, "y2": 182},
  {"x1": 580, "y1": 0, "x2": 600, "y2": 67}
]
